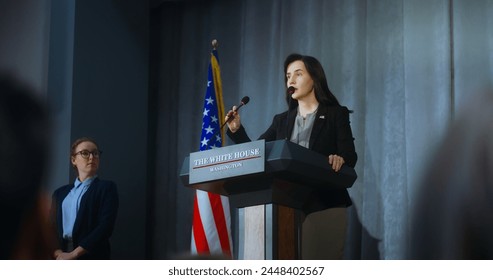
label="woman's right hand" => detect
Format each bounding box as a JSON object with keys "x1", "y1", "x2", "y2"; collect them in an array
[{"x1": 226, "y1": 106, "x2": 241, "y2": 133}]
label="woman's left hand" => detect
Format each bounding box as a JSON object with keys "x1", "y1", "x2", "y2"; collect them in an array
[
  {"x1": 328, "y1": 154, "x2": 345, "y2": 172},
  {"x1": 55, "y1": 251, "x2": 78, "y2": 260}
]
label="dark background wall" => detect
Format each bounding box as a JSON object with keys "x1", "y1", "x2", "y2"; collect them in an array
[
  {"x1": 3, "y1": 0, "x2": 493, "y2": 260},
  {"x1": 0, "y1": 0, "x2": 50, "y2": 93},
  {"x1": 1, "y1": 0, "x2": 151, "y2": 259},
  {"x1": 69, "y1": 0, "x2": 150, "y2": 259}
]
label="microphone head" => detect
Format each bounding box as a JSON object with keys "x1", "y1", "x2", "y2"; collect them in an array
[
  {"x1": 241, "y1": 96, "x2": 250, "y2": 105},
  {"x1": 287, "y1": 86, "x2": 295, "y2": 95}
]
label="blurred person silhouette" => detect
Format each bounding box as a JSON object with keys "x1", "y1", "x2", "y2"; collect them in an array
[
  {"x1": 409, "y1": 89, "x2": 493, "y2": 259},
  {"x1": 51, "y1": 137, "x2": 119, "y2": 260},
  {"x1": 0, "y1": 74, "x2": 56, "y2": 259}
]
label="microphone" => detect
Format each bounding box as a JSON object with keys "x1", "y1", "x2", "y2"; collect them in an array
[
  {"x1": 204, "y1": 96, "x2": 251, "y2": 150},
  {"x1": 222, "y1": 96, "x2": 250, "y2": 128},
  {"x1": 287, "y1": 86, "x2": 295, "y2": 95}
]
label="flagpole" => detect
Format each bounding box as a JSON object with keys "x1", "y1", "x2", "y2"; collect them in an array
[
  {"x1": 192, "y1": 39, "x2": 233, "y2": 258},
  {"x1": 209, "y1": 39, "x2": 225, "y2": 147}
]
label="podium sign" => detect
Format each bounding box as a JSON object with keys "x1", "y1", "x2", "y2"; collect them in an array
[
  {"x1": 181, "y1": 140, "x2": 357, "y2": 259},
  {"x1": 189, "y1": 139, "x2": 265, "y2": 184}
]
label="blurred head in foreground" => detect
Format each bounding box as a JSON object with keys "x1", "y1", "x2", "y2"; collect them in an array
[
  {"x1": 0, "y1": 74, "x2": 55, "y2": 259},
  {"x1": 410, "y1": 89, "x2": 493, "y2": 259}
]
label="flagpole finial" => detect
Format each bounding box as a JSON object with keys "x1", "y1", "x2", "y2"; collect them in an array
[{"x1": 212, "y1": 39, "x2": 218, "y2": 50}]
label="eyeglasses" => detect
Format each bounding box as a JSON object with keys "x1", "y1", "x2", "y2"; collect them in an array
[{"x1": 74, "y1": 150, "x2": 102, "y2": 159}]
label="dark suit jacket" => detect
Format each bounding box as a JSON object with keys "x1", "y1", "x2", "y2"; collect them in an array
[
  {"x1": 227, "y1": 104, "x2": 357, "y2": 214},
  {"x1": 51, "y1": 178, "x2": 119, "y2": 259}
]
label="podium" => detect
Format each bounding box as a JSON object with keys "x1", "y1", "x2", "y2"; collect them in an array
[{"x1": 180, "y1": 140, "x2": 357, "y2": 259}]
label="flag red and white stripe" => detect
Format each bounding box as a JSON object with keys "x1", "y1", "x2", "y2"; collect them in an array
[{"x1": 192, "y1": 191, "x2": 232, "y2": 257}]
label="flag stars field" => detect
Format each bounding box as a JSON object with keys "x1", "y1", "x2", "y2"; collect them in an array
[
  {"x1": 201, "y1": 137, "x2": 209, "y2": 147},
  {"x1": 205, "y1": 126, "x2": 214, "y2": 134}
]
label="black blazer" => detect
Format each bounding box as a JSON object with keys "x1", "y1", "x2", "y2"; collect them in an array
[
  {"x1": 51, "y1": 178, "x2": 119, "y2": 259},
  {"x1": 227, "y1": 104, "x2": 357, "y2": 214}
]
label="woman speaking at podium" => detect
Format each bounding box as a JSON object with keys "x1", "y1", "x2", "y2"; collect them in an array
[{"x1": 226, "y1": 53, "x2": 357, "y2": 259}]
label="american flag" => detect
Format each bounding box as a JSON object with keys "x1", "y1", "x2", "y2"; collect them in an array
[{"x1": 191, "y1": 47, "x2": 233, "y2": 258}]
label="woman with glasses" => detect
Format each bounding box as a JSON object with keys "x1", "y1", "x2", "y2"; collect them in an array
[{"x1": 51, "y1": 137, "x2": 119, "y2": 260}]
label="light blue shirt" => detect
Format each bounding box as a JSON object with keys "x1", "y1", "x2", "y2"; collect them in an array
[{"x1": 62, "y1": 176, "x2": 97, "y2": 238}]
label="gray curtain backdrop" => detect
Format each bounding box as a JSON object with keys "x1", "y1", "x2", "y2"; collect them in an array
[{"x1": 150, "y1": 0, "x2": 493, "y2": 259}]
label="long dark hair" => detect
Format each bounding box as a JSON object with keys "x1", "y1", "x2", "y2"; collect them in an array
[{"x1": 283, "y1": 53, "x2": 341, "y2": 110}]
